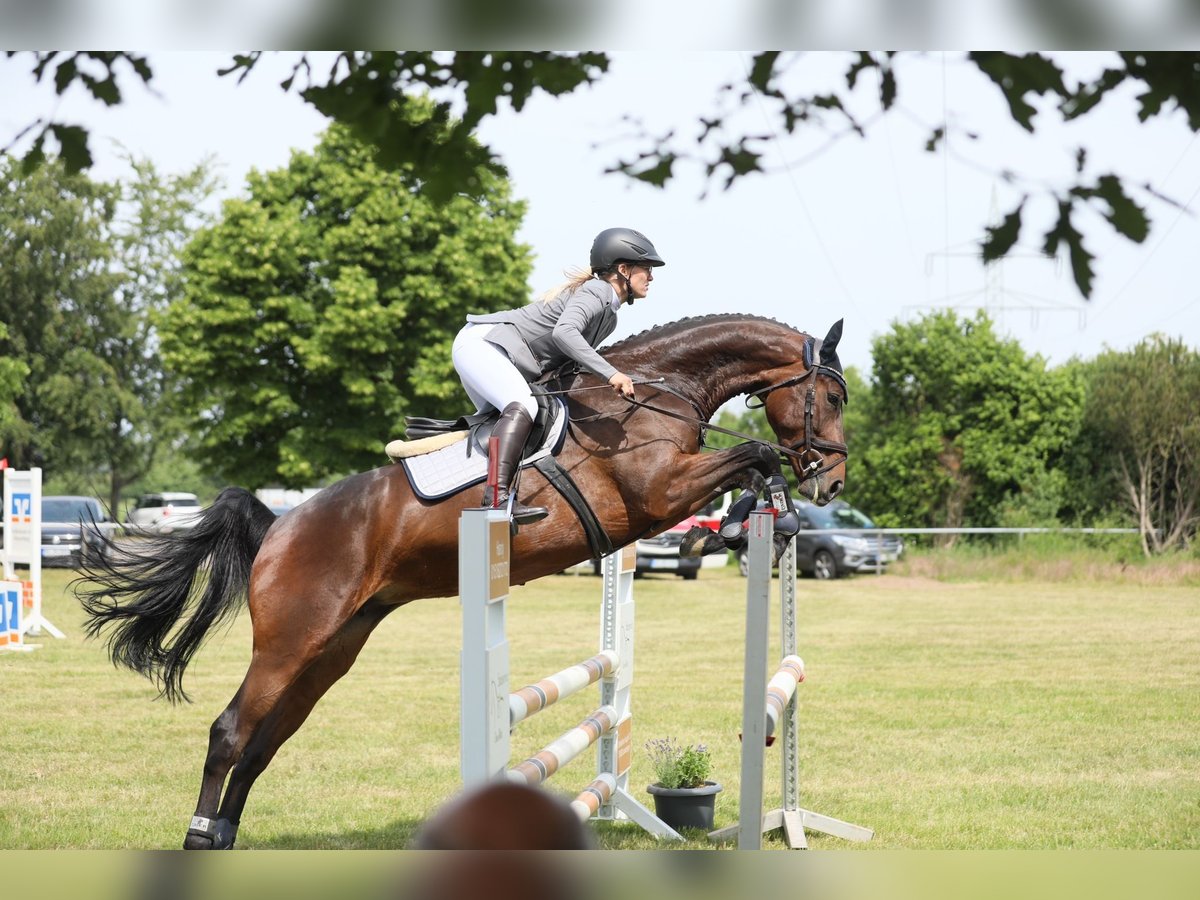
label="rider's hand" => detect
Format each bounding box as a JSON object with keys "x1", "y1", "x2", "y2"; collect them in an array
[{"x1": 609, "y1": 372, "x2": 635, "y2": 399}]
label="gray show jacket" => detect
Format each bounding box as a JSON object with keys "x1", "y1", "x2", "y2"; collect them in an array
[{"x1": 466, "y1": 279, "x2": 620, "y2": 382}]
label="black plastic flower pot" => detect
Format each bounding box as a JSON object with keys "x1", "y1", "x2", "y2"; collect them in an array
[{"x1": 646, "y1": 781, "x2": 723, "y2": 831}]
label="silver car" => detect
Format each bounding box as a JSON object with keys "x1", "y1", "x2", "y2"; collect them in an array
[{"x1": 125, "y1": 492, "x2": 203, "y2": 535}]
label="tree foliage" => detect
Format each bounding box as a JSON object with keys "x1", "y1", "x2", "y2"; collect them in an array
[
  {"x1": 611, "y1": 51, "x2": 1195, "y2": 298},
  {"x1": 161, "y1": 119, "x2": 532, "y2": 488},
  {"x1": 0, "y1": 156, "x2": 121, "y2": 475},
  {"x1": 0, "y1": 154, "x2": 218, "y2": 511},
  {"x1": 1076, "y1": 336, "x2": 1200, "y2": 554},
  {"x1": 849, "y1": 311, "x2": 1084, "y2": 536},
  {"x1": 0, "y1": 323, "x2": 30, "y2": 443},
  {"x1": 8, "y1": 50, "x2": 1198, "y2": 297}
]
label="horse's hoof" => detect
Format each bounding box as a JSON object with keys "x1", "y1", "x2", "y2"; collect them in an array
[
  {"x1": 678, "y1": 525, "x2": 715, "y2": 558},
  {"x1": 774, "y1": 511, "x2": 800, "y2": 537},
  {"x1": 184, "y1": 816, "x2": 237, "y2": 849}
]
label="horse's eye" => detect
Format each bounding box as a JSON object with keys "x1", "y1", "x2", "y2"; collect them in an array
[{"x1": 827, "y1": 393, "x2": 843, "y2": 409}]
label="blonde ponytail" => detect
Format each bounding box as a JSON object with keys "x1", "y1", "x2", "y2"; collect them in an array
[{"x1": 538, "y1": 265, "x2": 595, "y2": 303}]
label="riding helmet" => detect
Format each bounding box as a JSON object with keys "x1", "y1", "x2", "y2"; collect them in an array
[{"x1": 590, "y1": 227, "x2": 666, "y2": 270}]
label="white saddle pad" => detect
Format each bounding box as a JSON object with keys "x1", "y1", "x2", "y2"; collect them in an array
[{"x1": 397, "y1": 400, "x2": 569, "y2": 501}]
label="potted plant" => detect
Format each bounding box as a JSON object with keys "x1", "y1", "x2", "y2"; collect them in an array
[{"x1": 645, "y1": 738, "x2": 723, "y2": 831}]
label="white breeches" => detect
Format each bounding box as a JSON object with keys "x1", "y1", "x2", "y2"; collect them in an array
[{"x1": 452, "y1": 323, "x2": 538, "y2": 420}]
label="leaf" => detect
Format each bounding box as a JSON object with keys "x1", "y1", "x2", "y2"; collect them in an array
[
  {"x1": 127, "y1": 54, "x2": 153, "y2": 84},
  {"x1": 53, "y1": 56, "x2": 78, "y2": 95},
  {"x1": 925, "y1": 126, "x2": 945, "y2": 153},
  {"x1": 87, "y1": 74, "x2": 122, "y2": 106},
  {"x1": 49, "y1": 124, "x2": 93, "y2": 173},
  {"x1": 1062, "y1": 66, "x2": 1127, "y2": 120},
  {"x1": 712, "y1": 144, "x2": 762, "y2": 190},
  {"x1": 879, "y1": 65, "x2": 897, "y2": 110},
  {"x1": 1041, "y1": 200, "x2": 1095, "y2": 298},
  {"x1": 1093, "y1": 174, "x2": 1149, "y2": 243},
  {"x1": 20, "y1": 133, "x2": 46, "y2": 174},
  {"x1": 845, "y1": 52, "x2": 877, "y2": 89},
  {"x1": 1123, "y1": 51, "x2": 1200, "y2": 131},
  {"x1": 748, "y1": 51, "x2": 780, "y2": 93},
  {"x1": 982, "y1": 200, "x2": 1025, "y2": 262},
  {"x1": 628, "y1": 153, "x2": 676, "y2": 188},
  {"x1": 217, "y1": 53, "x2": 261, "y2": 81},
  {"x1": 969, "y1": 51, "x2": 1068, "y2": 132}
]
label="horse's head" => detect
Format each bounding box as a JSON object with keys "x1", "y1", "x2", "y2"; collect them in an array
[{"x1": 759, "y1": 320, "x2": 848, "y2": 504}]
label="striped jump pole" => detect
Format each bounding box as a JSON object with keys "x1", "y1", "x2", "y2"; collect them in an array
[
  {"x1": 509, "y1": 651, "x2": 619, "y2": 726},
  {"x1": 571, "y1": 773, "x2": 616, "y2": 822},
  {"x1": 508, "y1": 705, "x2": 618, "y2": 785},
  {"x1": 765, "y1": 655, "x2": 806, "y2": 740},
  {"x1": 709, "y1": 510, "x2": 873, "y2": 850}
]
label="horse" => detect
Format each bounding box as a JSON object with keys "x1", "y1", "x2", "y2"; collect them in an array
[{"x1": 77, "y1": 313, "x2": 849, "y2": 849}]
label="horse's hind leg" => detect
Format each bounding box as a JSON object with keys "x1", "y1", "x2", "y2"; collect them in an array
[
  {"x1": 182, "y1": 611, "x2": 364, "y2": 850},
  {"x1": 203, "y1": 603, "x2": 394, "y2": 848},
  {"x1": 183, "y1": 690, "x2": 250, "y2": 849}
]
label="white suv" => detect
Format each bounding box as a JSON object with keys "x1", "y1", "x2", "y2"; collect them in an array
[{"x1": 125, "y1": 492, "x2": 203, "y2": 535}]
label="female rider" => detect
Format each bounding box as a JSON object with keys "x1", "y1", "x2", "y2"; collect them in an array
[{"x1": 452, "y1": 226, "x2": 666, "y2": 524}]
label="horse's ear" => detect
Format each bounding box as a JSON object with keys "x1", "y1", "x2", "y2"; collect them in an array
[
  {"x1": 803, "y1": 338, "x2": 814, "y2": 368},
  {"x1": 819, "y1": 319, "x2": 844, "y2": 366}
]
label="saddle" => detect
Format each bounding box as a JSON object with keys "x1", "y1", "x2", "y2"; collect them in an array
[
  {"x1": 390, "y1": 385, "x2": 559, "y2": 458},
  {"x1": 386, "y1": 383, "x2": 614, "y2": 558},
  {"x1": 385, "y1": 386, "x2": 566, "y2": 499}
]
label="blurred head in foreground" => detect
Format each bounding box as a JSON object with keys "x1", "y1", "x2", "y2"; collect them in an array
[{"x1": 407, "y1": 782, "x2": 591, "y2": 900}]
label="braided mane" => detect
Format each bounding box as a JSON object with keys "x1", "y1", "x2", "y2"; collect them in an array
[
  {"x1": 604, "y1": 313, "x2": 802, "y2": 354},
  {"x1": 598, "y1": 314, "x2": 815, "y2": 418}
]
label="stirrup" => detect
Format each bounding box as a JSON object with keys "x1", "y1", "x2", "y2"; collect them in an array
[{"x1": 506, "y1": 491, "x2": 548, "y2": 525}]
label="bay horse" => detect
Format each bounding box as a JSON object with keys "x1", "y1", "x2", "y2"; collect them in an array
[{"x1": 77, "y1": 314, "x2": 849, "y2": 849}]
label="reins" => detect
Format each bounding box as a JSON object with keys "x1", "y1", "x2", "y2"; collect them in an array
[
  {"x1": 550, "y1": 367, "x2": 849, "y2": 481},
  {"x1": 543, "y1": 359, "x2": 848, "y2": 480}
]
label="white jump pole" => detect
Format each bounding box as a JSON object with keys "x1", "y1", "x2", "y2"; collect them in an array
[
  {"x1": 458, "y1": 507, "x2": 680, "y2": 840},
  {"x1": 593, "y1": 545, "x2": 681, "y2": 839},
  {"x1": 710, "y1": 509, "x2": 873, "y2": 849},
  {"x1": 459, "y1": 506, "x2": 513, "y2": 784}
]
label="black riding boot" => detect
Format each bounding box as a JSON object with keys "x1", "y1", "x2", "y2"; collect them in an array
[{"x1": 481, "y1": 402, "x2": 549, "y2": 524}]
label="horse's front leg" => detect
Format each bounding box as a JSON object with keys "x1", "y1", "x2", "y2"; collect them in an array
[
  {"x1": 639, "y1": 440, "x2": 781, "y2": 519},
  {"x1": 654, "y1": 441, "x2": 777, "y2": 554},
  {"x1": 672, "y1": 442, "x2": 797, "y2": 561}
]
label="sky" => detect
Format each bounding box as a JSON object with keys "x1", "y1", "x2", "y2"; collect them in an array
[{"x1": 3, "y1": 50, "x2": 1198, "y2": 379}]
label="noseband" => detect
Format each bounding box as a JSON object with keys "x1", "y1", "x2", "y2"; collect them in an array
[{"x1": 746, "y1": 363, "x2": 849, "y2": 481}]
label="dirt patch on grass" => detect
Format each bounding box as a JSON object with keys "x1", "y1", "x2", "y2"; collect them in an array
[{"x1": 894, "y1": 552, "x2": 1200, "y2": 585}]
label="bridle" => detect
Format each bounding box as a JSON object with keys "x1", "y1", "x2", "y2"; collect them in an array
[{"x1": 744, "y1": 361, "x2": 849, "y2": 481}]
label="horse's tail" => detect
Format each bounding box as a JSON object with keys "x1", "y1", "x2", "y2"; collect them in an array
[{"x1": 76, "y1": 486, "x2": 278, "y2": 705}]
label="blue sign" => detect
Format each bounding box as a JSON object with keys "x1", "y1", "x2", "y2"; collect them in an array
[
  {"x1": 10, "y1": 492, "x2": 32, "y2": 522},
  {"x1": 4, "y1": 587, "x2": 16, "y2": 634}
]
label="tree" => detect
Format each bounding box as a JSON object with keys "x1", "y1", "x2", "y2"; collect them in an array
[
  {"x1": 1076, "y1": 336, "x2": 1200, "y2": 555},
  {"x1": 0, "y1": 156, "x2": 122, "y2": 475},
  {"x1": 7, "y1": 50, "x2": 1198, "y2": 297},
  {"x1": 0, "y1": 323, "x2": 30, "y2": 447},
  {"x1": 850, "y1": 311, "x2": 1083, "y2": 536},
  {"x1": 160, "y1": 119, "x2": 532, "y2": 488},
  {"x1": 94, "y1": 157, "x2": 220, "y2": 513},
  {"x1": 0, "y1": 154, "x2": 217, "y2": 512}
]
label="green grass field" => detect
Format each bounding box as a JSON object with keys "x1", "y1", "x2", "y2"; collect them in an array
[{"x1": 1, "y1": 556, "x2": 1197, "y2": 850}]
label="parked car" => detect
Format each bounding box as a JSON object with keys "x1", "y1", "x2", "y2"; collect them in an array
[
  {"x1": 634, "y1": 516, "x2": 703, "y2": 580},
  {"x1": 735, "y1": 499, "x2": 903, "y2": 579},
  {"x1": 40, "y1": 496, "x2": 120, "y2": 568},
  {"x1": 125, "y1": 492, "x2": 203, "y2": 535},
  {"x1": 562, "y1": 516, "x2": 704, "y2": 580}
]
